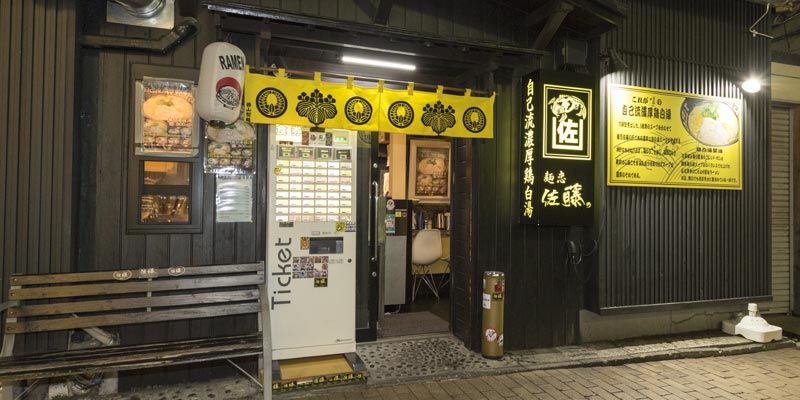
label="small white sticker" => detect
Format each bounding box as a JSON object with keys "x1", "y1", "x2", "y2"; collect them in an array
[
  {"x1": 113, "y1": 270, "x2": 132, "y2": 281},
  {"x1": 482, "y1": 293, "x2": 491, "y2": 309},
  {"x1": 498, "y1": 334, "x2": 504, "y2": 347}
]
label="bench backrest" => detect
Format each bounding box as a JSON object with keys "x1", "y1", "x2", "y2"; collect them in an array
[{"x1": 4, "y1": 263, "x2": 265, "y2": 335}]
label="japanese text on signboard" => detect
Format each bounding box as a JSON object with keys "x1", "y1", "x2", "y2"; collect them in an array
[
  {"x1": 520, "y1": 71, "x2": 594, "y2": 226},
  {"x1": 607, "y1": 84, "x2": 742, "y2": 190}
]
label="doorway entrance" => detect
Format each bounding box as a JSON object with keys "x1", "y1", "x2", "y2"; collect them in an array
[
  {"x1": 353, "y1": 132, "x2": 457, "y2": 341},
  {"x1": 376, "y1": 134, "x2": 453, "y2": 339}
]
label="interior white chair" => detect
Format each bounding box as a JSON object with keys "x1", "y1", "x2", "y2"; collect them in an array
[{"x1": 411, "y1": 229, "x2": 443, "y2": 302}]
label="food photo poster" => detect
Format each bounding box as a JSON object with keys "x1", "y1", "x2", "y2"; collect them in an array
[
  {"x1": 205, "y1": 118, "x2": 256, "y2": 175},
  {"x1": 135, "y1": 77, "x2": 200, "y2": 156},
  {"x1": 408, "y1": 139, "x2": 451, "y2": 203}
]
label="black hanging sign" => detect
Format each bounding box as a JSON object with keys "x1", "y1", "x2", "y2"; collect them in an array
[{"x1": 520, "y1": 71, "x2": 595, "y2": 226}]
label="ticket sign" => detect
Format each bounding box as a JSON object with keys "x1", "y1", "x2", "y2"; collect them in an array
[
  {"x1": 520, "y1": 71, "x2": 595, "y2": 226},
  {"x1": 607, "y1": 84, "x2": 742, "y2": 190}
]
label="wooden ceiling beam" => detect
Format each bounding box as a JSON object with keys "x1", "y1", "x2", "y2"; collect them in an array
[
  {"x1": 374, "y1": 0, "x2": 395, "y2": 25},
  {"x1": 563, "y1": 0, "x2": 625, "y2": 26},
  {"x1": 531, "y1": 2, "x2": 574, "y2": 50},
  {"x1": 515, "y1": 0, "x2": 624, "y2": 29},
  {"x1": 354, "y1": 0, "x2": 376, "y2": 21},
  {"x1": 354, "y1": 0, "x2": 394, "y2": 25},
  {"x1": 526, "y1": 0, "x2": 572, "y2": 28}
]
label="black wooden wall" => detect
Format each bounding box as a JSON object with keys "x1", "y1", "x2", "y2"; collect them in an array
[
  {"x1": 473, "y1": 68, "x2": 584, "y2": 350},
  {"x1": 78, "y1": 1, "x2": 266, "y2": 388},
  {"x1": 596, "y1": 0, "x2": 772, "y2": 311},
  {"x1": 0, "y1": 0, "x2": 78, "y2": 351}
]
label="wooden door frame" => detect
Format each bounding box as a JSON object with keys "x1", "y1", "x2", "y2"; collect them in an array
[
  {"x1": 793, "y1": 105, "x2": 800, "y2": 315},
  {"x1": 449, "y1": 138, "x2": 478, "y2": 348}
]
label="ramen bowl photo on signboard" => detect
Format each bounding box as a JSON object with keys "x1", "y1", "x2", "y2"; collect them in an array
[
  {"x1": 408, "y1": 139, "x2": 451, "y2": 203},
  {"x1": 680, "y1": 99, "x2": 740, "y2": 146}
]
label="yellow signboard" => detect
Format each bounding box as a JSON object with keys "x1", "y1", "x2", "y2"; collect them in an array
[
  {"x1": 607, "y1": 84, "x2": 742, "y2": 190},
  {"x1": 244, "y1": 67, "x2": 495, "y2": 138}
]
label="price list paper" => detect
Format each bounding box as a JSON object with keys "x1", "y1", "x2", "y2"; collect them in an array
[{"x1": 215, "y1": 175, "x2": 254, "y2": 223}]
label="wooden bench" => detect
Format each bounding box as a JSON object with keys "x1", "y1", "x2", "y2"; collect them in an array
[{"x1": 0, "y1": 262, "x2": 271, "y2": 400}]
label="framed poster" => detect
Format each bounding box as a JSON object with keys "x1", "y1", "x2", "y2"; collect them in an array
[
  {"x1": 408, "y1": 139, "x2": 451, "y2": 203},
  {"x1": 135, "y1": 76, "x2": 200, "y2": 156}
]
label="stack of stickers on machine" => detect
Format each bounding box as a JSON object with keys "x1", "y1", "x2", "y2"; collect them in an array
[{"x1": 292, "y1": 256, "x2": 329, "y2": 287}]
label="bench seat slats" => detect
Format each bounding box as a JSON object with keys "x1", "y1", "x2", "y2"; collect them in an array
[
  {"x1": 0, "y1": 333, "x2": 260, "y2": 364},
  {"x1": 0, "y1": 262, "x2": 269, "y2": 390},
  {"x1": 9, "y1": 263, "x2": 262, "y2": 286},
  {"x1": 6, "y1": 303, "x2": 262, "y2": 334},
  {"x1": 0, "y1": 333, "x2": 263, "y2": 383},
  {"x1": 9, "y1": 274, "x2": 264, "y2": 300},
  {"x1": 8, "y1": 289, "x2": 260, "y2": 318}
]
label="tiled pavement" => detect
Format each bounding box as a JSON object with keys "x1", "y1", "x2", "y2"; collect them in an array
[
  {"x1": 93, "y1": 333, "x2": 799, "y2": 400},
  {"x1": 292, "y1": 348, "x2": 800, "y2": 400}
]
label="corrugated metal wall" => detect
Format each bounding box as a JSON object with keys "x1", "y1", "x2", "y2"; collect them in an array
[
  {"x1": 769, "y1": 106, "x2": 791, "y2": 314},
  {"x1": 598, "y1": 0, "x2": 772, "y2": 310},
  {"x1": 0, "y1": 0, "x2": 78, "y2": 348}
]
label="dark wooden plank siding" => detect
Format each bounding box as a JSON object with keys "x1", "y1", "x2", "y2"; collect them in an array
[
  {"x1": 597, "y1": 0, "x2": 771, "y2": 310},
  {"x1": 76, "y1": 0, "x2": 267, "y2": 388},
  {"x1": 0, "y1": 0, "x2": 78, "y2": 351}
]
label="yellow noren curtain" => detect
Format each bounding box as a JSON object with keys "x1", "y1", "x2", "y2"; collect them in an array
[{"x1": 244, "y1": 66, "x2": 494, "y2": 139}]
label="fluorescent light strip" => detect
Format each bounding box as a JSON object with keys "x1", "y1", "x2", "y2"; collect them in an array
[{"x1": 341, "y1": 55, "x2": 416, "y2": 71}]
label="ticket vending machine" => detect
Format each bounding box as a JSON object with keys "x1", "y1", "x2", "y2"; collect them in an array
[{"x1": 267, "y1": 125, "x2": 357, "y2": 360}]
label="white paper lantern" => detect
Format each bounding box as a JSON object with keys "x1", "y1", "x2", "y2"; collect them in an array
[{"x1": 197, "y1": 42, "x2": 246, "y2": 127}]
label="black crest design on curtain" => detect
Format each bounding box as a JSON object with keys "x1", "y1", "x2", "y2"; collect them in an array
[
  {"x1": 256, "y1": 88, "x2": 288, "y2": 118},
  {"x1": 422, "y1": 101, "x2": 456, "y2": 135},
  {"x1": 388, "y1": 101, "x2": 414, "y2": 128},
  {"x1": 463, "y1": 107, "x2": 487, "y2": 133},
  {"x1": 344, "y1": 97, "x2": 373, "y2": 125},
  {"x1": 296, "y1": 89, "x2": 337, "y2": 126}
]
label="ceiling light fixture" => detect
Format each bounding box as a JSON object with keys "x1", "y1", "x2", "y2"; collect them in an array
[
  {"x1": 741, "y1": 77, "x2": 762, "y2": 93},
  {"x1": 341, "y1": 55, "x2": 416, "y2": 71}
]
